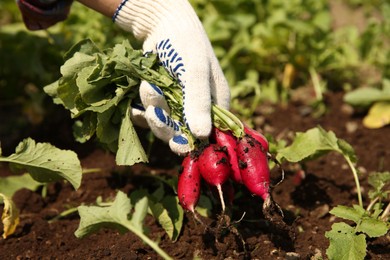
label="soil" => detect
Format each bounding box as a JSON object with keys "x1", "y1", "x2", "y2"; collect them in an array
[{"x1": 1, "y1": 91, "x2": 389, "y2": 260}]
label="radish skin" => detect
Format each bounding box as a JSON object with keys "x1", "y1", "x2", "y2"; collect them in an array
[
  {"x1": 212, "y1": 128, "x2": 242, "y2": 183},
  {"x1": 198, "y1": 144, "x2": 231, "y2": 211},
  {"x1": 237, "y1": 135, "x2": 270, "y2": 201},
  {"x1": 177, "y1": 155, "x2": 201, "y2": 212},
  {"x1": 244, "y1": 125, "x2": 269, "y2": 152}
]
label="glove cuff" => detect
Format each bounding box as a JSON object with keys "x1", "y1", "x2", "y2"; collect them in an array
[{"x1": 113, "y1": 0, "x2": 200, "y2": 40}]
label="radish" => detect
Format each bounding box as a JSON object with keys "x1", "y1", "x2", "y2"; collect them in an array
[
  {"x1": 198, "y1": 144, "x2": 231, "y2": 212},
  {"x1": 212, "y1": 128, "x2": 242, "y2": 183},
  {"x1": 236, "y1": 135, "x2": 270, "y2": 202},
  {"x1": 244, "y1": 125, "x2": 269, "y2": 152},
  {"x1": 177, "y1": 154, "x2": 201, "y2": 212}
]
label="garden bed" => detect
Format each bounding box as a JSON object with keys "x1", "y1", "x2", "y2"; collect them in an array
[{"x1": 1, "y1": 91, "x2": 389, "y2": 259}]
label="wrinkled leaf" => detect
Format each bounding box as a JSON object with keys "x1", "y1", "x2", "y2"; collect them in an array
[
  {"x1": 75, "y1": 191, "x2": 172, "y2": 259},
  {"x1": 357, "y1": 217, "x2": 388, "y2": 238},
  {"x1": 330, "y1": 205, "x2": 365, "y2": 224},
  {"x1": 0, "y1": 193, "x2": 20, "y2": 239},
  {"x1": 0, "y1": 138, "x2": 82, "y2": 189},
  {"x1": 276, "y1": 126, "x2": 356, "y2": 163},
  {"x1": 75, "y1": 191, "x2": 133, "y2": 237},
  {"x1": 330, "y1": 205, "x2": 389, "y2": 237},
  {"x1": 363, "y1": 101, "x2": 390, "y2": 129},
  {"x1": 325, "y1": 222, "x2": 366, "y2": 260}
]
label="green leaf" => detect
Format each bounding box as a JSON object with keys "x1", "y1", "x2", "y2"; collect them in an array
[
  {"x1": 130, "y1": 194, "x2": 149, "y2": 232},
  {"x1": 368, "y1": 171, "x2": 390, "y2": 200},
  {"x1": 72, "y1": 114, "x2": 97, "y2": 143},
  {"x1": 150, "y1": 195, "x2": 184, "y2": 241},
  {"x1": 75, "y1": 191, "x2": 172, "y2": 260},
  {"x1": 75, "y1": 191, "x2": 133, "y2": 237},
  {"x1": 344, "y1": 87, "x2": 390, "y2": 107},
  {"x1": 330, "y1": 205, "x2": 365, "y2": 224},
  {"x1": 115, "y1": 102, "x2": 148, "y2": 166},
  {"x1": 63, "y1": 38, "x2": 101, "y2": 60},
  {"x1": 276, "y1": 126, "x2": 356, "y2": 163},
  {"x1": 196, "y1": 195, "x2": 213, "y2": 218},
  {"x1": 0, "y1": 173, "x2": 42, "y2": 200},
  {"x1": 0, "y1": 138, "x2": 82, "y2": 190},
  {"x1": 325, "y1": 222, "x2": 366, "y2": 260},
  {"x1": 357, "y1": 217, "x2": 389, "y2": 238}
]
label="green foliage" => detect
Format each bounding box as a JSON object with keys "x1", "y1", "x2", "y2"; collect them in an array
[
  {"x1": 0, "y1": 138, "x2": 82, "y2": 190},
  {"x1": 43, "y1": 39, "x2": 173, "y2": 165},
  {"x1": 276, "y1": 126, "x2": 356, "y2": 164},
  {"x1": 344, "y1": 79, "x2": 390, "y2": 128},
  {"x1": 75, "y1": 190, "x2": 174, "y2": 260},
  {"x1": 326, "y1": 176, "x2": 390, "y2": 260},
  {"x1": 368, "y1": 171, "x2": 390, "y2": 201},
  {"x1": 188, "y1": 0, "x2": 390, "y2": 117},
  {"x1": 325, "y1": 222, "x2": 367, "y2": 260},
  {"x1": 278, "y1": 126, "x2": 390, "y2": 259},
  {"x1": 0, "y1": 174, "x2": 41, "y2": 201}
]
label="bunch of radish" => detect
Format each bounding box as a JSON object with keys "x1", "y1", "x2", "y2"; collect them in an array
[{"x1": 177, "y1": 125, "x2": 272, "y2": 215}]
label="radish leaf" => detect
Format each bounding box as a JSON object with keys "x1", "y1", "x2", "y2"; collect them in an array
[
  {"x1": 368, "y1": 171, "x2": 390, "y2": 200},
  {"x1": 0, "y1": 138, "x2": 82, "y2": 190},
  {"x1": 0, "y1": 174, "x2": 41, "y2": 201},
  {"x1": 116, "y1": 101, "x2": 148, "y2": 165},
  {"x1": 330, "y1": 205, "x2": 365, "y2": 224},
  {"x1": 75, "y1": 191, "x2": 172, "y2": 260},
  {"x1": 150, "y1": 195, "x2": 184, "y2": 241},
  {"x1": 357, "y1": 217, "x2": 388, "y2": 238},
  {"x1": 325, "y1": 222, "x2": 366, "y2": 260},
  {"x1": 276, "y1": 126, "x2": 356, "y2": 163}
]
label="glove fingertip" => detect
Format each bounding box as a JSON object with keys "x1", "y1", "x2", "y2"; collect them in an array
[{"x1": 169, "y1": 135, "x2": 191, "y2": 156}]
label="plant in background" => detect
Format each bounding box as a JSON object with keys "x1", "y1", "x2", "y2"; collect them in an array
[
  {"x1": 276, "y1": 126, "x2": 390, "y2": 260},
  {"x1": 344, "y1": 78, "x2": 390, "y2": 129}
]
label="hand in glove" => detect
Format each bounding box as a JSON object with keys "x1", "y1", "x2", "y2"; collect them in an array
[
  {"x1": 114, "y1": 0, "x2": 230, "y2": 155},
  {"x1": 16, "y1": 0, "x2": 73, "y2": 30}
]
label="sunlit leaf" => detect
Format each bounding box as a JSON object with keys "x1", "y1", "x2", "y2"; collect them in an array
[
  {"x1": 325, "y1": 222, "x2": 366, "y2": 260},
  {"x1": 0, "y1": 138, "x2": 82, "y2": 189},
  {"x1": 276, "y1": 126, "x2": 356, "y2": 163}
]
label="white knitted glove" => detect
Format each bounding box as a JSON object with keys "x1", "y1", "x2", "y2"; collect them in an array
[{"x1": 113, "y1": 0, "x2": 230, "y2": 155}]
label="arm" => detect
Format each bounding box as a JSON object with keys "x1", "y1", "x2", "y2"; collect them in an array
[{"x1": 76, "y1": 0, "x2": 120, "y2": 18}]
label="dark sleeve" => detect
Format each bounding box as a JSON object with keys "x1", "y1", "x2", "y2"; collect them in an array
[{"x1": 16, "y1": 0, "x2": 73, "y2": 30}]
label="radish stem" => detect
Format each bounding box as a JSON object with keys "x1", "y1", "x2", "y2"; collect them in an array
[{"x1": 345, "y1": 155, "x2": 363, "y2": 207}]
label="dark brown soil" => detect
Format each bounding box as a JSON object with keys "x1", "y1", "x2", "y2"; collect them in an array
[
  {"x1": 1, "y1": 92, "x2": 389, "y2": 259},
  {"x1": 0, "y1": 91, "x2": 390, "y2": 259}
]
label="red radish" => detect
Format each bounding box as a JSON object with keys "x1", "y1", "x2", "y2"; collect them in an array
[
  {"x1": 212, "y1": 128, "x2": 242, "y2": 183},
  {"x1": 177, "y1": 154, "x2": 201, "y2": 212},
  {"x1": 244, "y1": 125, "x2": 269, "y2": 152},
  {"x1": 198, "y1": 144, "x2": 231, "y2": 211},
  {"x1": 236, "y1": 135, "x2": 270, "y2": 202}
]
